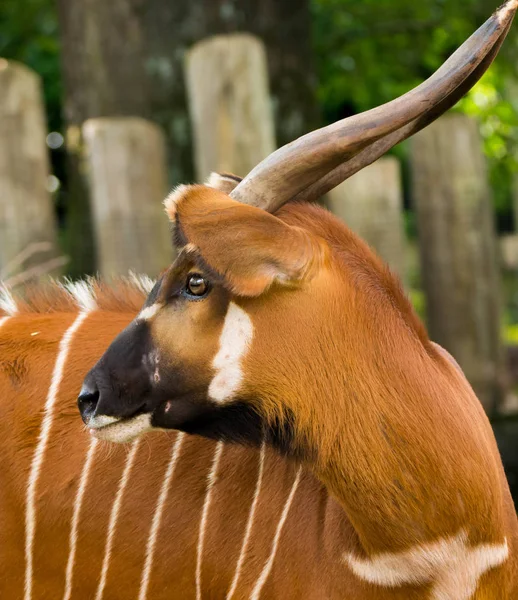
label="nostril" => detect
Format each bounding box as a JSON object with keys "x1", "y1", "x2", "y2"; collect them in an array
[{"x1": 78, "y1": 387, "x2": 100, "y2": 424}]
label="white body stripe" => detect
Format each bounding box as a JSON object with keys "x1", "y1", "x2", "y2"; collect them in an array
[
  {"x1": 345, "y1": 530, "x2": 509, "y2": 599},
  {"x1": 63, "y1": 438, "x2": 99, "y2": 600},
  {"x1": 94, "y1": 440, "x2": 141, "y2": 600},
  {"x1": 208, "y1": 302, "x2": 254, "y2": 404},
  {"x1": 196, "y1": 441, "x2": 225, "y2": 600},
  {"x1": 24, "y1": 310, "x2": 91, "y2": 600},
  {"x1": 138, "y1": 433, "x2": 186, "y2": 600},
  {"x1": 226, "y1": 444, "x2": 266, "y2": 600},
  {"x1": 250, "y1": 467, "x2": 302, "y2": 600}
]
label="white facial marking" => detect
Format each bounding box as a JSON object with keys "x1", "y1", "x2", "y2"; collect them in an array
[
  {"x1": 0, "y1": 284, "x2": 18, "y2": 316},
  {"x1": 25, "y1": 310, "x2": 91, "y2": 600},
  {"x1": 208, "y1": 302, "x2": 254, "y2": 404},
  {"x1": 250, "y1": 467, "x2": 302, "y2": 600},
  {"x1": 138, "y1": 303, "x2": 161, "y2": 322},
  {"x1": 0, "y1": 316, "x2": 11, "y2": 330},
  {"x1": 95, "y1": 440, "x2": 141, "y2": 600},
  {"x1": 196, "y1": 441, "x2": 224, "y2": 600},
  {"x1": 142, "y1": 349, "x2": 161, "y2": 385},
  {"x1": 226, "y1": 444, "x2": 266, "y2": 600},
  {"x1": 63, "y1": 438, "x2": 99, "y2": 600},
  {"x1": 89, "y1": 413, "x2": 153, "y2": 444},
  {"x1": 345, "y1": 530, "x2": 508, "y2": 599},
  {"x1": 88, "y1": 414, "x2": 119, "y2": 429},
  {"x1": 138, "y1": 433, "x2": 185, "y2": 600}
]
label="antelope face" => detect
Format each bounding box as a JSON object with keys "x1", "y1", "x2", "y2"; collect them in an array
[
  {"x1": 78, "y1": 180, "x2": 330, "y2": 448},
  {"x1": 76, "y1": 0, "x2": 517, "y2": 446}
]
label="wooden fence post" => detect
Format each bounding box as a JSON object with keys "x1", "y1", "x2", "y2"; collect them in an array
[
  {"x1": 0, "y1": 60, "x2": 59, "y2": 277},
  {"x1": 186, "y1": 33, "x2": 276, "y2": 182},
  {"x1": 82, "y1": 117, "x2": 172, "y2": 278},
  {"x1": 411, "y1": 113, "x2": 505, "y2": 413},
  {"x1": 327, "y1": 157, "x2": 406, "y2": 282}
]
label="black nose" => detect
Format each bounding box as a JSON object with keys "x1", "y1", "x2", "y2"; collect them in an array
[{"x1": 78, "y1": 386, "x2": 100, "y2": 424}]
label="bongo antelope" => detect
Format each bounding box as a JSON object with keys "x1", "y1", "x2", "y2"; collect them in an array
[{"x1": 2, "y1": 2, "x2": 518, "y2": 598}]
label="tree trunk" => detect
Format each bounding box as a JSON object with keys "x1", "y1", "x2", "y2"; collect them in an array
[
  {"x1": 144, "y1": 0, "x2": 319, "y2": 183},
  {"x1": 57, "y1": 0, "x2": 319, "y2": 275},
  {"x1": 327, "y1": 157, "x2": 406, "y2": 283},
  {"x1": 411, "y1": 113, "x2": 505, "y2": 414},
  {"x1": 82, "y1": 118, "x2": 172, "y2": 278},
  {"x1": 56, "y1": 0, "x2": 150, "y2": 277},
  {"x1": 0, "y1": 61, "x2": 59, "y2": 277},
  {"x1": 186, "y1": 34, "x2": 276, "y2": 182}
]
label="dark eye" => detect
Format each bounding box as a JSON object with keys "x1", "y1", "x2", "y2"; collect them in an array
[{"x1": 185, "y1": 274, "x2": 209, "y2": 298}]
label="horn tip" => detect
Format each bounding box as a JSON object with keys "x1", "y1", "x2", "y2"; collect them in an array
[{"x1": 497, "y1": 0, "x2": 518, "y2": 23}]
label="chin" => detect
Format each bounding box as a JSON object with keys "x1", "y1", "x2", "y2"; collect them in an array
[{"x1": 89, "y1": 413, "x2": 154, "y2": 443}]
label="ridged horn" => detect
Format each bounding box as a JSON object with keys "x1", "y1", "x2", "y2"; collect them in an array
[{"x1": 230, "y1": 0, "x2": 518, "y2": 211}]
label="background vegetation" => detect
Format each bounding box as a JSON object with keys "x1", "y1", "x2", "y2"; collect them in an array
[{"x1": 3, "y1": 0, "x2": 518, "y2": 228}]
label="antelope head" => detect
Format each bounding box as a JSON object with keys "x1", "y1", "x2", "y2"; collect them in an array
[{"x1": 78, "y1": 2, "x2": 517, "y2": 463}]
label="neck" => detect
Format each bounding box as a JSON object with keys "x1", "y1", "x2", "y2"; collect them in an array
[{"x1": 283, "y1": 336, "x2": 506, "y2": 557}]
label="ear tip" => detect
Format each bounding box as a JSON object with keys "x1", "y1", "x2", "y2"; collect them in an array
[
  {"x1": 164, "y1": 184, "x2": 192, "y2": 220},
  {"x1": 205, "y1": 172, "x2": 223, "y2": 187},
  {"x1": 205, "y1": 172, "x2": 243, "y2": 193}
]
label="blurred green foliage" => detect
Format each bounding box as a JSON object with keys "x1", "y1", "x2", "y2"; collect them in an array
[
  {"x1": 2, "y1": 0, "x2": 518, "y2": 221},
  {"x1": 312, "y1": 0, "x2": 518, "y2": 224}
]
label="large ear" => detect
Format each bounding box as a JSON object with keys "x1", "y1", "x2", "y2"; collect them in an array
[{"x1": 165, "y1": 185, "x2": 327, "y2": 296}]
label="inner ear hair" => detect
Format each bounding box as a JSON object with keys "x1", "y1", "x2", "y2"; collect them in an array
[{"x1": 205, "y1": 172, "x2": 243, "y2": 194}]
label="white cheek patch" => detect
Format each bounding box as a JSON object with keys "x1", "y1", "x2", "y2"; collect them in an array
[
  {"x1": 90, "y1": 413, "x2": 153, "y2": 444},
  {"x1": 345, "y1": 530, "x2": 508, "y2": 599},
  {"x1": 208, "y1": 302, "x2": 254, "y2": 404},
  {"x1": 138, "y1": 303, "x2": 161, "y2": 322}
]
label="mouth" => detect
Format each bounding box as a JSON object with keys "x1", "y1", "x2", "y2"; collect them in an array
[{"x1": 88, "y1": 412, "x2": 153, "y2": 443}]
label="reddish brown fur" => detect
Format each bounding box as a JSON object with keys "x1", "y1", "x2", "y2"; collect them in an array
[
  {"x1": 3, "y1": 194, "x2": 518, "y2": 598},
  {"x1": 167, "y1": 189, "x2": 518, "y2": 595},
  {"x1": 0, "y1": 285, "x2": 375, "y2": 599}
]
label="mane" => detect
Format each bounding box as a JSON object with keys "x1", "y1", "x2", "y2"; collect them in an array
[{"x1": 0, "y1": 274, "x2": 154, "y2": 317}]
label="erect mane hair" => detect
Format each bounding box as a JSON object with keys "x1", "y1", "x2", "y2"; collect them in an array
[{"x1": 0, "y1": 275, "x2": 154, "y2": 317}]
